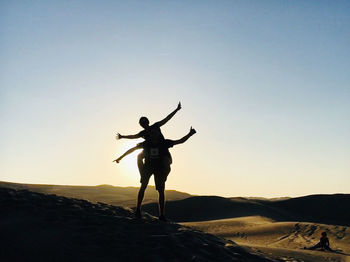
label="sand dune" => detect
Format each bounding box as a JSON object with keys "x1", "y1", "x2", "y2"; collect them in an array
[
  {"x1": 142, "y1": 195, "x2": 350, "y2": 226},
  {"x1": 0, "y1": 187, "x2": 275, "y2": 262},
  {"x1": 2, "y1": 182, "x2": 348, "y2": 261},
  {"x1": 0, "y1": 181, "x2": 191, "y2": 207},
  {"x1": 183, "y1": 217, "x2": 350, "y2": 262}
]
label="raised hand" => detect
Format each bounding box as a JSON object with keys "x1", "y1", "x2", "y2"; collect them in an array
[
  {"x1": 177, "y1": 102, "x2": 182, "y2": 111},
  {"x1": 113, "y1": 158, "x2": 121, "y2": 163},
  {"x1": 189, "y1": 126, "x2": 196, "y2": 136}
]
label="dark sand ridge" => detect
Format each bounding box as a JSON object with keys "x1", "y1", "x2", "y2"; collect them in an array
[
  {"x1": 3, "y1": 181, "x2": 350, "y2": 227},
  {"x1": 141, "y1": 195, "x2": 350, "y2": 226},
  {"x1": 0, "y1": 181, "x2": 191, "y2": 207},
  {"x1": 0, "y1": 187, "x2": 275, "y2": 262}
]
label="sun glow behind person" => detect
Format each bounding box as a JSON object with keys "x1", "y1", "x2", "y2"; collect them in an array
[
  {"x1": 118, "y1": 144, "x2": 139, "y2": 179},
  {"x1": 1, "y1": 1, "x2": 350, "y2": 197}
]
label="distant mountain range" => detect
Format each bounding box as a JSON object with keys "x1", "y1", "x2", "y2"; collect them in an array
[
  {"x1": 142, "y1": 194, "x2": 350, "y2": 226},
  {"x1": 0, "y1": 181, "x2": 191, "y2": 207}
]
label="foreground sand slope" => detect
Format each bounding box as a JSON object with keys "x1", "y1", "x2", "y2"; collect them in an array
[
  {"x1": 183, "y1": 216, "x2": 350, "y2": 262},
  {"x1": 0, "y1": 187, "x2": 274, "y2": 262}
]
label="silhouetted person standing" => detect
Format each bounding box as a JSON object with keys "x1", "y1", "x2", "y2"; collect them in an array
[{"x1": 114, "y1": 127, "x2": 196, "y2": 221}]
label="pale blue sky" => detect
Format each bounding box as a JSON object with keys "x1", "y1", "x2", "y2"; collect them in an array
[{"x1": 1, "y1": 1, "x2": 349, "y2": 197}]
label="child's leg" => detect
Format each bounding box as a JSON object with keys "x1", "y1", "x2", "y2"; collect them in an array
[
  {"x1": 137, "y1": 151, "x2": 145, "y2": 176},
  {"x1": 161, "y1": 155, "x2": 172, "y2": 168}
]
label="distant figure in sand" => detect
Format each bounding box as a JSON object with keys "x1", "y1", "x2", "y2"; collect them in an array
[
  {"x1": 116, "y1": 102, "x2": 181, "y2": 177},
  {"x1": 306, "y1": 232, "x2": 333, "y2": 251},
  {"x1": 114, "y1": 127, "x2": 196, "y2": 221}
]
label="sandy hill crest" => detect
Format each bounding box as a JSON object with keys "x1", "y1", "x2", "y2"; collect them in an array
[
  {"x1": 142, "y1": 194, "x2": 350, "y2": 226},
  {"x1": 0, "y1": 187, "x2": 275, "y2": 262},
  {"x1": 0, "y1": 181, "x2": 191, "y2": 207}
]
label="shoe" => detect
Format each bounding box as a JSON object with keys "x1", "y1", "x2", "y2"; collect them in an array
[{"x1": 158, "y1": 215, "x2": 167, "y2": 222}]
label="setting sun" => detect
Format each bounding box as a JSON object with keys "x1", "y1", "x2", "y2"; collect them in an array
[{"x1": 118, "y1": 143, "x2": 140, "y2": 179}]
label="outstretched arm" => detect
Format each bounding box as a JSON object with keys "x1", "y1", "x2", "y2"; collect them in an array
[
  {"x1": 116, "y1": 132, "x2": 142, "y2": 140},
  {"x1": 172, "y1": 127, "x2": 196, "y2": 146},
  {"x1": 156, "y1": 102, "x2": 181, "y2": 127},
  {"x1": 113, "y1": 145, "x2": 141, "y2": 163}
]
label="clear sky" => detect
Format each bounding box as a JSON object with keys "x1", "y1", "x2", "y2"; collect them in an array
[{"x1": 1, "y1": 0, "x2": 349, "y2": 197}]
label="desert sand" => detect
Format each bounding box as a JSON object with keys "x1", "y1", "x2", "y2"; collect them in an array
[
  {"x1": 0, "y1": 181, "x2": 191, "y2": 207},
  {"x1": 142, "y1": 195, "x2": 350, "y2": 227},
  {"x1": 141, "y1": 195, "x2": 350, "y2": 261},
  {"x1": 2, "y1": 181, "x2": 349, "y2": 261},
  {"x1": 0, "y1": 187, "x2": 274, "y2": 262},
  {"x1": 183, "y1": 216, "x2": 350, "y2": 262}
]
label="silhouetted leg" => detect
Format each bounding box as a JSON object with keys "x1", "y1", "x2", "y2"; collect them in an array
[
  {"x1": 155, "y1": 161, "x2": 170, "y2": 221},
  {"x1": 325, "y1": 245, "x2": 333, "y2": 251},
  {"x1": 158, "y1": 188, "x2": 165, "y2": 218},
  {"x1": 136, "y1": 183, "x2": 147, "y2": 218},
  {"x1": 136, "y1": 161, "x2": 151, "y2": 218},
  {"x1": 137, "y1": 152, "x2": 145, "y2": 176},
  {"x1": 309, "y1": 242, "x2": 322, "y2": 250}
]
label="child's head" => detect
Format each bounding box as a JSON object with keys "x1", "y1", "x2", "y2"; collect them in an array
[
  {"x1": 321, "y1": 232, "x2": 327, "y2": 237},
  {"x1": 139, "y1": 117, "x2": 150, "y2": 128}
]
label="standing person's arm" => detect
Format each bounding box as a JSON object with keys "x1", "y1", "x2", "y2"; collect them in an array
[
  {"x1": 113, "y1": 145, "x2": 142, "y2": 163},
  {"x1": 172, "y1": 127, "x2": 196, "y2": 146},
  {"x1": 156, "y1": 102, "x2": 181, "y2": 127}
]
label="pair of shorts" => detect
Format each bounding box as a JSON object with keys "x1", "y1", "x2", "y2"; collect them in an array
[{"x1": 140, "y1": 160, "x2": 171, "y2": 191}]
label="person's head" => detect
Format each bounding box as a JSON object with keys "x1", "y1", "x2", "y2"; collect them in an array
[
  {"x1": 139, "y1": 117, "x2": 149, "y2": 129},
  {"x1": 321, "y1": 232, "x2": 327, "y2": 237}
]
